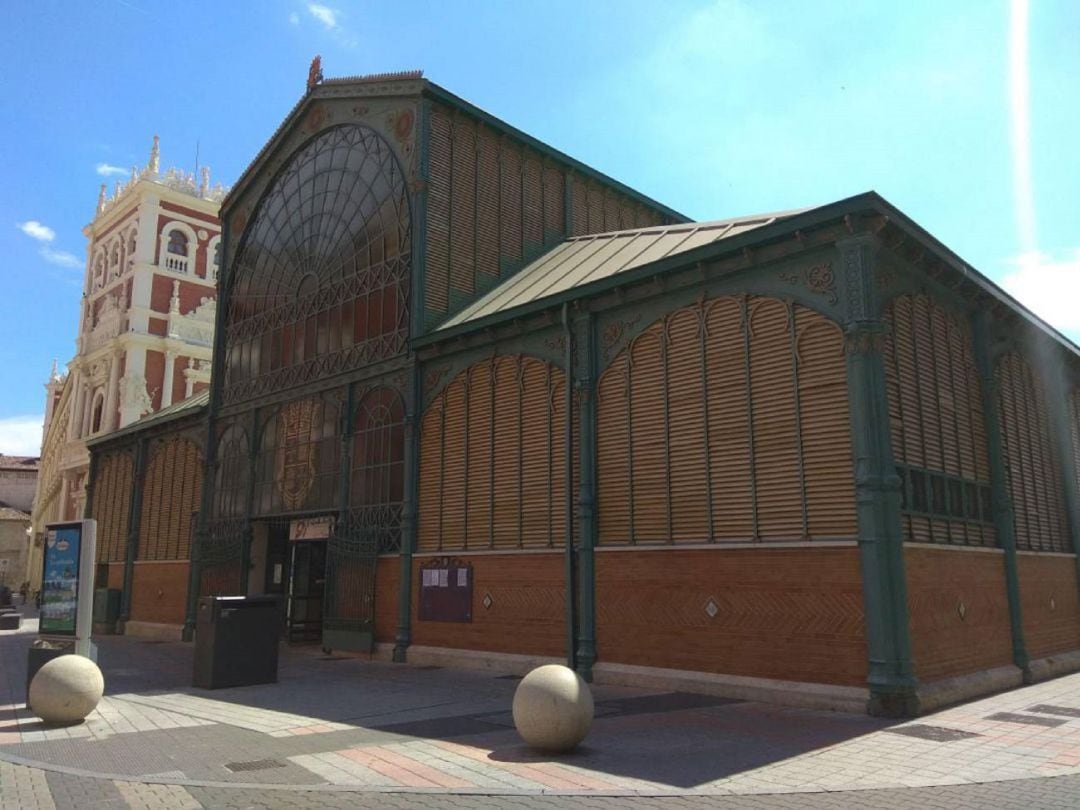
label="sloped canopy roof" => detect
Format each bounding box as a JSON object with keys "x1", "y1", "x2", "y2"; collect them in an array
[
  {"x1": 86, "y1": 389, "x2": 209, "y2": 447},
  {"x1": 437, "y1": 208, "x2": 808, "y2": 331}
]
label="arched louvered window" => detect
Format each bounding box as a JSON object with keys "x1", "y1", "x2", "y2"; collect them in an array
[
  {"x1": 996, "y1": 351, "x2": 1069, "y2": 552},
  {"x1": 92, "y1": 451, "x2": 134, "y2": 562},
  {"x1": 596, "y1": 296, "x2": 856, "y2": 545},
  {"x1": 224, "y1": 124, "x2": 411, "y2": 404},
  {"x1": 139, "y1": 438, "x2": 203, "y2": 560},
  {"x1": 882, "y1": 294, "x2": 995, "y2": 546},
  {"x1": 418, "y1": 356, "x2": 576, "y2": 551}
]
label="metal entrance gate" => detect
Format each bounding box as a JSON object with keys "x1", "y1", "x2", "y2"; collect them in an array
[{"x1": 321, "y1": 509, "x2": 382, "y2": 654}]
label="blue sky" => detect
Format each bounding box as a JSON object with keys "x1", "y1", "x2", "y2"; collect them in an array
[{"x1": 2, "y1": 0, "x2": 1078, "y2": 455}]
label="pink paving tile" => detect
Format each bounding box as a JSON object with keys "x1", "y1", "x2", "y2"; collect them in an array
[
  {"x1": 340, "y1": 745, "x2": 476, "y2": 788},
  {"x1": 433, "y1": 739, "x2": 624, "y2": 790},
  {"x1": 337, "y1": 747, "x2": 435, "y2": 787}
]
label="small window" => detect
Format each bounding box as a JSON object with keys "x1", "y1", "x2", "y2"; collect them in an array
[
  {"x1": 930, "y1": 474, "x2": 947, "y2": 515},
  {"x1": 964, "y1": 482, "x2": 980, "y2": 520},
  {"x1": 948, "y1": 479, "x2": 964, "y2": 519},
  {"x1": 213, "y1": 241, "x2": 221, "y2": 267},
  {"x1": 167, "y1": 230, "x2": 188, "y2": 256},
  {"x1": 910, "y1": 469, "x2": 928, "y2": 513}
]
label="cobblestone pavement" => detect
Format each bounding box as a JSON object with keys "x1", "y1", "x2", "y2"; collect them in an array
[{"x1": 4, "y1": 610, "x2": 1080, "y2": 807}]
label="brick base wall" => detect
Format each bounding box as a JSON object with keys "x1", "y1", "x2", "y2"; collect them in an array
[
  {"x1": 595, "y1": 546, "x2": 867, "y2": 686},
  {"x1": 410, "y1": 552, "x2": 565, "y2": 658},
  {"x1": 1018, "y1": 553, "x2": 1080, "y2": 661},
  {"x1": 129, "y1": 561, "x2": 189, "y2": 625},
  {"x1": 905, "y1": 545, "x2": 1013, "y2": 682}
]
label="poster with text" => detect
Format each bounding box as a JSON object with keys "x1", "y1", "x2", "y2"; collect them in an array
[{"x1": 40, "y1": 525, "x2": 82, "y2": 635}]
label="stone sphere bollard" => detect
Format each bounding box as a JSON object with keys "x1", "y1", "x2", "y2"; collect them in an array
[
  {"x1": 512, "y1": 664, "x2": 594, "y2": 752},
  {"x1": 29, "y1": 655, "x2": 105, "y2": 726}
]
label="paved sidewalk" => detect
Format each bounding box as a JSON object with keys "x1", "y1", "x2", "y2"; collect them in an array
[{"x1": 4, "y1": 610, "x2": 1080, "y2": 808}]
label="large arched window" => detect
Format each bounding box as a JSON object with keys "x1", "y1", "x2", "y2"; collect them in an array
[
  {"x1": 223, "y1": 124, "x2": 411, "y2": 405},
  {"x1": 167, "y1": 230, "x2": 188, "y2": 255},
  {"x1": 350, "y1": 387, "x2": 405, "y2": 553}
]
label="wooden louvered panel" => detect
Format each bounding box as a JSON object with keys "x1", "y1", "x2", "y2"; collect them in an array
[
  {"x1": 705, "y1": 297, "x2": 754, "y2": 541},
  {"x1": 748, "y1": 299, "x2": 802, "y2": 540},
  {"x1": 797, "y1": 313, "x2": 857, "y2": 539},
  {"x1": 499, "y1": 146, "x2": 523, "y2": 270},
  {"x1": 417, "y1": 405, "x2": 443, "y2": 551},
  {"x1": 476, "y1": 129, "x2": 501, "y2": 282},
  {"x1": 441, "y1": 380, "x2": 467, "y2": 548},
  {"x1": 930, "y1": 304, "x2": 961, "y2": 478},
  {"x1": 883, "y1": 327, "x2": 906, "y2": 465},
  {"x1": 426, "y1": 110, "x2": 452, "y2": 314},
  {"x1": 586, "y1": 183, "x2": 604, "y2": 235},
  {"x1": 542, "y1": 165, "x2": 564, "y2": 240},
  {"x1": 138, "y1": 448, "x2": 161, "y2": 560},
  {"x1": 997, "y1": 355, "x2": 1028, "y2": 546},
  {"x1": 597, "y1": 358, "x2": 630, "y2": 544},
  {"x1": 550, "y1": 374, "x2": 571, "y2": 548},
  {"x1": 1072, "y1": 391, "x2": 1080, "y2": 497},
  {"x1": 492, "y1": 357, "x2": 522, "y2": 548},
  {"x1": 601, "y1": 191, "x2": 618, "y2": 232},
  {"x1": 449, "y1": 117, "x2": 477, "y2": 298},
  {"x1": 665, "y1": 308, "x2": 709, "y2": 543},
  {"x1": 570, "y1": 176, "x2": 589, "y2": 236},
  {"x1": 911, "y1": 296, "x2": 944, "y2": 474},
  {"x1": 947, "y1": 319, "x2": 978, "y2": 482},
  {"x1": 522, "y1": 157, "x2": 544, "y2": 253},
  {"x1": 520, "y1": 359, "x2": 552, "y2": 548},
  {"x1": 629, "y1": 328, "x2": 668, "y2": 542},
  {"x1": 465, "y1": 363, "x2": 493, "y2": 547},
  {"x1": 890, "y1": 298, "x2": 929, "y2": 470}
]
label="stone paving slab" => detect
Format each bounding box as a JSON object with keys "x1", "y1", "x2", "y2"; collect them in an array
[{"x1": 6, "y1": 610, "x2": 1080, "y2": 807}]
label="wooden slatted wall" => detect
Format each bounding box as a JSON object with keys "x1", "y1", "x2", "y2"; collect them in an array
[
  {"x1": 1071, "y1": 389, "x2": 1080, "y2": 505},
  {"x1": 424, "y1": 104, "x2": 670, "y2": 328},
  {"x1": 418, "y1": 355, "x2": 578, "y2": 551},
  {"x1": 882, "y1": 294, "x2": 995, "y2": 546},
  {"x1": 92, "y1": 451, "x2": 133, "y2": 562},
  {"x1": 138, "y1": 438, "x2": 203, "y2": 561},
  {"x1": 996, "y1": 351, "x2": 1069, "y2": 552},
  {"x1": 596, "y1": 296, "x2": 855, "y2": 545}
]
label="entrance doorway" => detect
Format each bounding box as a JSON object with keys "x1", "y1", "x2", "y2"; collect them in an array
[{"x1": 252, "y1": 518, "x2": 330, "y2": 644}]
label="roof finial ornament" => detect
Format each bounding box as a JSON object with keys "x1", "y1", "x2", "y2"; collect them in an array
[
  {"x1": 96, "y1": 183, "x2": 107, "y2": 216},
  {"x1": 49, "y1": 359, "x2": 61, "y2": 383},
  {"x1": 148, "y1": 134, "x2": 160, "y2": 175},
  {"x1": 199, "y1": 165, "x2": 210, "y2": 197},
  {"x1": 307, "y1": 55, "x2": 323, "y2": 93},
  {"x1": 130, "y1": 165, "x2": 139, "y2": 186}
]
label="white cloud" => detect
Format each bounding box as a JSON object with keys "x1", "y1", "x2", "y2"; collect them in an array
[
  {"x1": 289, "y1": 11, "x2": 300, "y2": 25},
  {"x1": 1001, "y1": 249, "x2": 1080, "y2": 334},
  {"x1": 17, "y1": 220, "x2": 55, "y2": 243},
  {"x1": 0, "y1": 415, "x2": 43, "y2": 456},
  {"x1": 39, "y1": 246, "x2": 82, "y2": 269},
  {"x1": 307, "y1": 3, "x2": 337, "y2": 29},
  {"x1": 96, "y1": 162, "x2": 127, "y2": 177}
]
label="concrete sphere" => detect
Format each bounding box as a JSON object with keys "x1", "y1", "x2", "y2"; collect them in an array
[
  {"x1": 512, "y1": 664, "x2": 594, "y2": 752},
  {"x1": 29, "y1": 655, "x2": 105, "y2": 726}
]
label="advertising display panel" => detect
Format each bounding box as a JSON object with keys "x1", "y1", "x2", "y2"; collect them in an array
[{"x1": 40, "y1": 523, "x2": 83, "y2": 635}]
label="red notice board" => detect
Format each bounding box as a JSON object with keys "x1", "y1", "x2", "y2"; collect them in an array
[{"x1": 418, "y1": 557, "x2": 473, "y2": 622}]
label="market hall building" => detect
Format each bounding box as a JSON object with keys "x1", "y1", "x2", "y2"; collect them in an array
[{"x1": 86, "y1": 67, "x2": 1080, "y2": 717}]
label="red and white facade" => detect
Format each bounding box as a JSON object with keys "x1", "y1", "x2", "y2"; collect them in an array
[{"x1": 31, "y1": 137, "x2": 226, "y2": 567}]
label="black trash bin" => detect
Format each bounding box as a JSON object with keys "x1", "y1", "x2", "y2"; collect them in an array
[
  {"x1": 26, "y1": 639, "x2": 74, "y2": 703},
  {"x1": 193, "y1": 595, "x2": 280, "y2": 689}
]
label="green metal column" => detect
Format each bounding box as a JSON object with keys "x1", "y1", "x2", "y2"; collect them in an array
[
  {"x1": 120, "y1": 438, "x2": 149, "y2": 626},
  {"x1": 972, "y1": 312, "x2": 1030, "y2": 678},
  {"x1": 394, "y1": 363, "x2": 420, "y2": 663},
  {"x1": 238, "y1": 407, "x2": 260, "y2": 593},
  {"x1": 840, "y1": 235, "x2": 917, "y2": 717},
  {"x1": 575, "y1": 311, "x2": 597, "y2": 681},
  {"x1": 1040, "y1": 355, "x2": 1080, "y2": 588}
]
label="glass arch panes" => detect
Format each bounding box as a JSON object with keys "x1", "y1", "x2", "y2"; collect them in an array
[
  {"x1": 224, "y1": 124, "x2": 411, "y2": 404},
  {"x1": 350, "y1": 387, "x2": 405, "y2": 553}
]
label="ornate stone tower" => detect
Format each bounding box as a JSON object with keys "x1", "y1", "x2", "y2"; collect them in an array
[{"x1": 29, "y1": 137, "x2": 227, "y2": 583}]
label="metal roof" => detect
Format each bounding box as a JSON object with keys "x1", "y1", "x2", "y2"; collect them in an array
[
  {"x1": 87, "y1": 389, "x2": 209, "y2": 447},
  {"x1": 436, "y1": 208, "x2": 808, "y2": 331}
]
